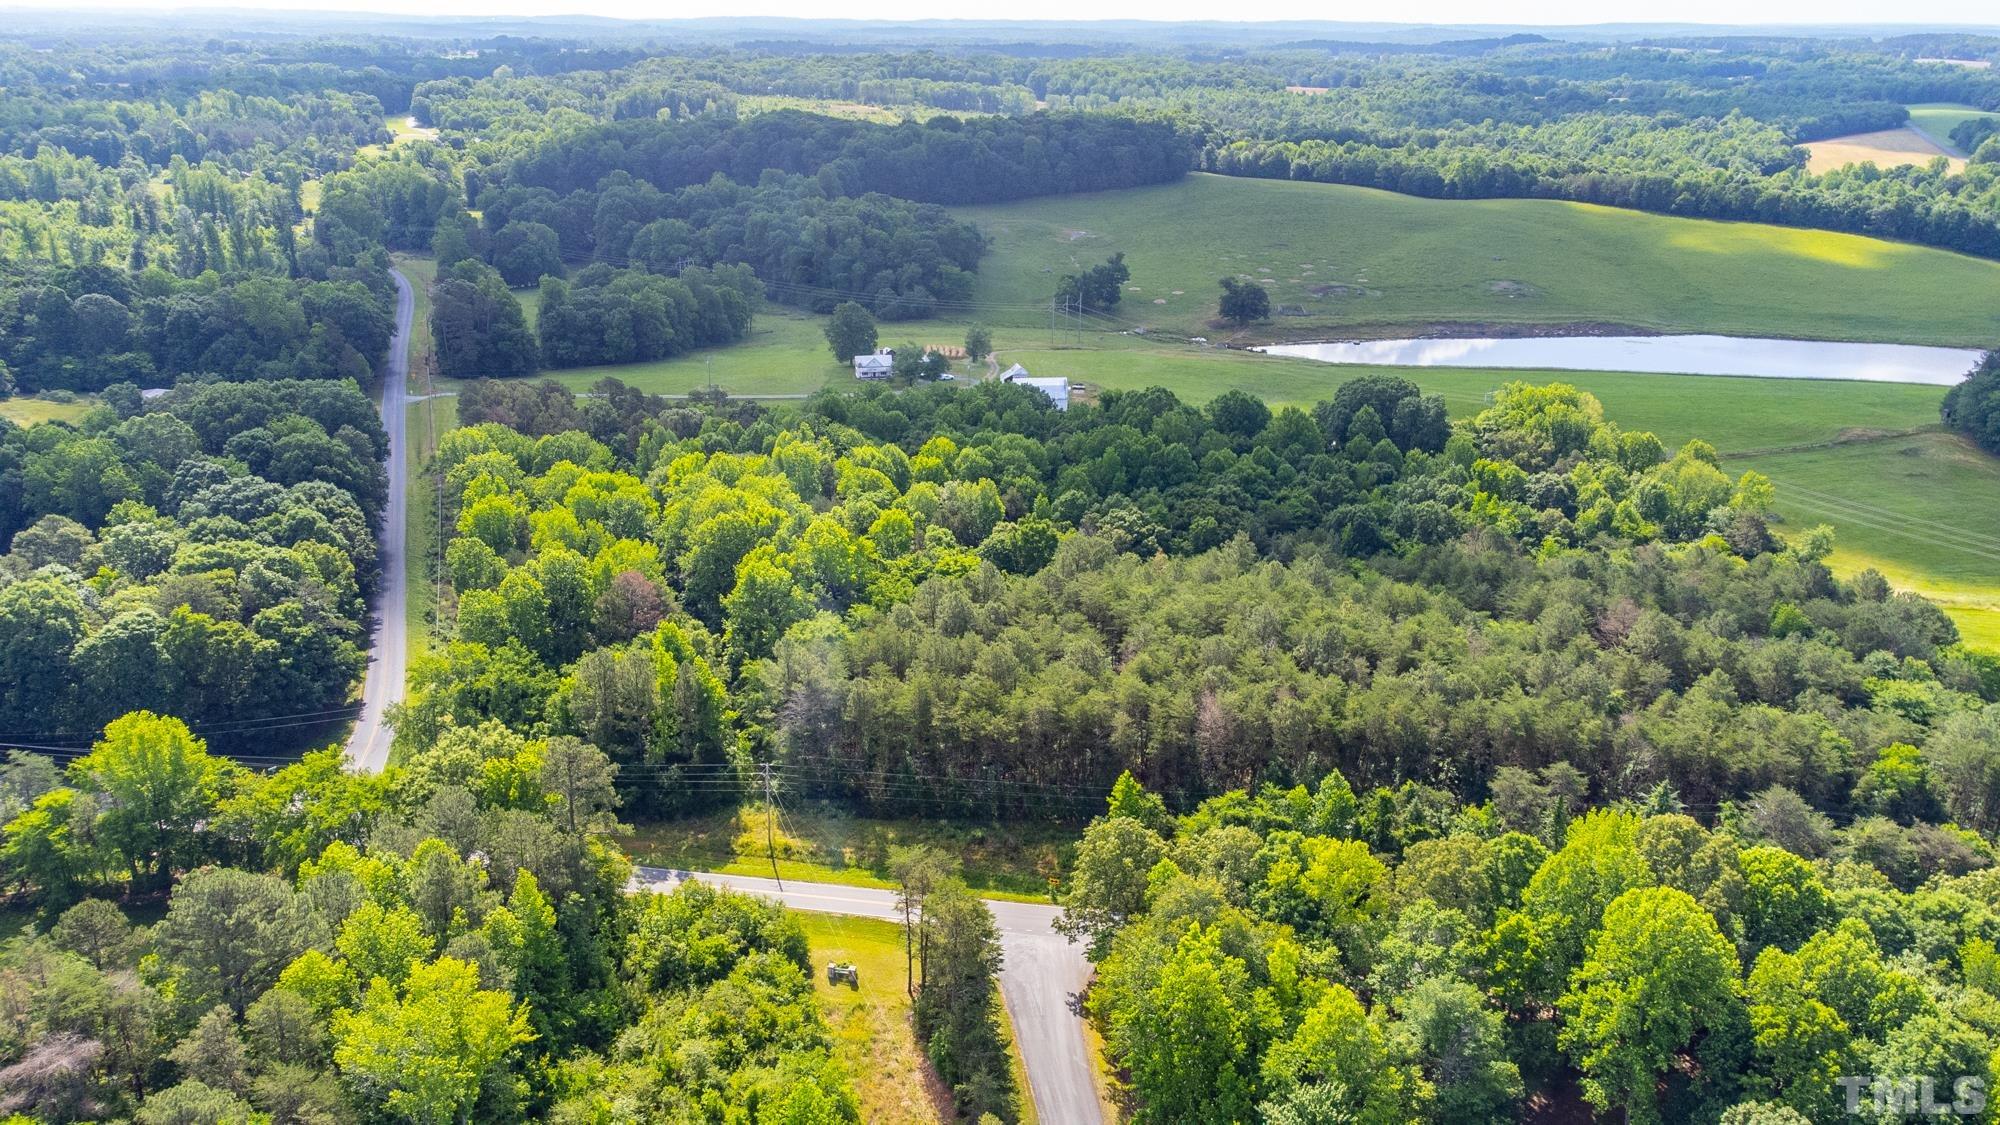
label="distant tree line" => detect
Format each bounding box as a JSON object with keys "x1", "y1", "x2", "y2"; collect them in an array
[
  {"x1": 490, "y1": 109, "x2": 1191, "y2": 205},
  {"x1": 1208, "y1": 128, "x2": 2000, "y2": 259}
]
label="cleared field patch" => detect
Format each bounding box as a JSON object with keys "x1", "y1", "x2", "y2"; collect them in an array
[
  {"x1": 451, "y1": 311, "x2": 844, "y2": 398},
  {"x1": 1803, "y1": 127, "x2": 1964, "y2": 174},
  {"x1": 387, "y1": 115, "x2": 438, "y2": 143},
  {"x1": 951, "y1": 173, "x2": 2000, "y2": 347},
  {"x1": 1907, "y1": 102, "x2": 2000, "y2": 155},
  {"x1": 0, "y1": 395, "x2": 95, "y2": 427},
  {"x1": 357, "y1": 114, "x2": 439, "y2": 159},
  {"x1": 1737, "y1": 432, "x2": 2000, "y2": 649},
  {"x1": 798, "y1": 913, "x2": 955, "y2": 1124}
]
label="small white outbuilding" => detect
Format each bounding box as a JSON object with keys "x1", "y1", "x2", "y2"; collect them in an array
[{"x1": 999, "y1": 363, "x2": 1070, "y2": 410}]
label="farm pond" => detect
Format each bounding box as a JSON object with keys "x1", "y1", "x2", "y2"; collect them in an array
[{"x1": 1255, "y1": 335, "x2": 1988, "y2": 385}]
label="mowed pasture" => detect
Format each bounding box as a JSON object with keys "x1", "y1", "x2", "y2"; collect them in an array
[
  {"x1": 1907, "y1": 102, "x2": 2000, "y2": 154},
  {"x1": 949, "y1": 173, "x2": 2000, "y2": 347},
  {"x1": 1738, "y1": 432, "x2": 2000, "y2": 648},
  {"x1": 1803, "y1": 127, "x2": 1964, "y2": 174}
]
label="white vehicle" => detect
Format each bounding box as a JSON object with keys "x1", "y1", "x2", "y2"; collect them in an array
[{"x1": 939, "y1": 372, "x2": 955, "y2": 381}]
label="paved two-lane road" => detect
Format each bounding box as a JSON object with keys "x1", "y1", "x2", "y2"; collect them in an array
[
  {"x1": 345, "y1": 268, "x2": 413, "y2": 773},
  {"x1": 631, "y1": 867, "x2": 1104, "y2": 1124},
  {"x1": 340, "y1": 277, "x2": 1108, "y2": 1121}
]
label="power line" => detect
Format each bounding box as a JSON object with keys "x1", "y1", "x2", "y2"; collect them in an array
[{"x1": 0, "y1": 703, "x2": 365, "y2": 745}]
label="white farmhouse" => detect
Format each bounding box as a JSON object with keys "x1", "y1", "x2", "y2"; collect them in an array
[
  {"x1": 999, "y1": 363, "x2": 1070, "y2": 410},
  {"x1": 853, "y1": 352, "x2": 894, "y2": 379}
]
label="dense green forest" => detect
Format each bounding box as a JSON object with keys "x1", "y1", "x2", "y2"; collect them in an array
[
  {"x1": 0, "y1": 711, "x2": 867, "y2": 1121},
  {"x1": 1064, "y1": 770, "x2": 2000, "y2": 1122},
  {"x1": 0, "y1": 379, "x2": 386, "y2": 747}
]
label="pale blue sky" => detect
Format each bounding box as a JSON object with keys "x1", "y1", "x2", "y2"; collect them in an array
[{"x1": 39, "y1": 0, "x2": 2000, "y2": 27}]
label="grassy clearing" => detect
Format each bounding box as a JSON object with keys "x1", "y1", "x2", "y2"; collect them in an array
[
  {"x1": 625, "y1": 803, "x2": 1072, "y2": 904},
  {"x1": 0, "y1": 394, "x2": 95, "y2": 427},
  {"x1": 357, "y1": 115, "x2": 438, "y2": 160},
  {"x1": 950, "y1": 173, "x2": 2000, "y2": 347},
  {"x1": 446, "y1": 311, "x2": 848, "y2": 398},
  {"x1": 1803, "y1": 128, "x2": 1963, "y2": 174},
  {"x1": 798, "y1": 913, "x2": 954, "y2": 1124},
  {"x1": 738, "y1": 95, "x2": 979, "y2": 124},
  {"x1": 1907, "y1": 103, "x2": 2000, "y2": 155},
  {"x1": 1736, "y1": 432, "x2": 2000, "y2": 649},
  {"x1": 797, "y1": 914, "x2": 1041, "y2": 1124}
]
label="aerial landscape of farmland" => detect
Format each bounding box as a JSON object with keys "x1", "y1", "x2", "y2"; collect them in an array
[{"x1": 3, "y1": 7, "x2": 2000, "y2": 1122}]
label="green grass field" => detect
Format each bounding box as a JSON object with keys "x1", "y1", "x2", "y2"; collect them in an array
[
  {"x1": 445, "y1": 310, "x2": 842, "y2": 398},
  {"x1": 799, "y1": 914, "x2": 1039, "y2": 1125},
  {"x1": 1907, "y1": 103, "x2": 2000, "y2": 156},
  {"x1": 0, "y1": 395, "x2": 95, "y2": 427},
  {"x1": 798, "y1": 914, "x2": 953, "y2": 1124},
  {"x1": 951, "y1": 173, "x2": 2000, "y2": 347},
  {"x1": 357, "y1": 114, "x2": 439, "y2": 160},
  {"x1": 1736, "y1": 432, "x2": 2000, "y2": 648}
]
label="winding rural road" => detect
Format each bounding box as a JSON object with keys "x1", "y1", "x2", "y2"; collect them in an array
[
  {"x1": 344, "y1": 268, "x2": 413, "y2": 774},
  {"x1": 341, "y1": 276, "x2": 1106, "y2": 1119},
  {"x1": 631, "y1": 867, "x2": 1104, "y2": 1125}
]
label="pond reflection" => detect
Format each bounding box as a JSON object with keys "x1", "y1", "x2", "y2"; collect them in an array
[{"x1": 1256, "y1": 335, "x2": 1987, "y2": 385}]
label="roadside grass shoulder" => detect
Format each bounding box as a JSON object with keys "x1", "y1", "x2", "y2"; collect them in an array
[
  {"x1": 393, "y1": 254, "x2": 447, "y2": 653},
  {"x1": 626, "y1": 802, "x2": 1074, "y2": 905},
  {"x1": 799, "y1": 913, "x2": 955, "y2": 1125},
  {"x1": 799, "y1": 912, "x2": 1042, "y2": 1125}
]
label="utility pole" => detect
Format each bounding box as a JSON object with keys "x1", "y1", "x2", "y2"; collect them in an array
[{"x1": 760, "y1": 761, "x2": 783, "y2": 889}]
